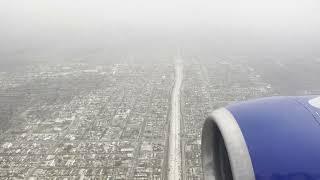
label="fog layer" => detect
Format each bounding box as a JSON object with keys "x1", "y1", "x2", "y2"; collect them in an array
[{"x1": 1, "y1": 0, "x2": 320, "y2": 61}]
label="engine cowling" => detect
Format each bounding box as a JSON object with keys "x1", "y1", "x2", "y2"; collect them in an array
[{"x1": 201, "y1": 96, "x2": 320, "y2": 180}]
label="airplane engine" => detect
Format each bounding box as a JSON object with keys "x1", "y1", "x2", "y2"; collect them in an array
[{"x1": 201, "y1": 96, "x2": 320, "y2": 180}]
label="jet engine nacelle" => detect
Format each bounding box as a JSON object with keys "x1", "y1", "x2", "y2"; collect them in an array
[{"x1": 201, "y1": 96, "x2": 320, "y2": 180}]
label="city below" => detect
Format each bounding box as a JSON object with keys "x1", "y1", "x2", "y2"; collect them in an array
[{"x1": 0, "y1": 55, "x2": 320, "y2": 180}]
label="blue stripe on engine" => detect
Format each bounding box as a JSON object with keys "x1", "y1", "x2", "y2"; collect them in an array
[{"x1": 227, "y1": 96, "x2": 320, "y2": 180}]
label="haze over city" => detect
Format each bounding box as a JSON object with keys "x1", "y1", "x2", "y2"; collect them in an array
[{"x1": 0, "y1": 0, "x2": 320, "y2": 179}]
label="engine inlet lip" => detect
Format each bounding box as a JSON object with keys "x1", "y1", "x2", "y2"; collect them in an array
[{"x1": 201, "y1": 108, "x2": 255, "y2": 180}]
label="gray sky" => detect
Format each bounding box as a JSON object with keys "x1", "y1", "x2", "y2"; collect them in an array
[
  {"x1": 1, "y1": 0, "x2": 320, "y2": 57},
  {"x1": 1, "y1": 0, "x2": 319, "y2": 29}
]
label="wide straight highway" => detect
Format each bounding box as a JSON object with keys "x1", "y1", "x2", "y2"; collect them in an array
[{"x1": 168, "y1": 59, "x2": 183, "y2": 180}]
